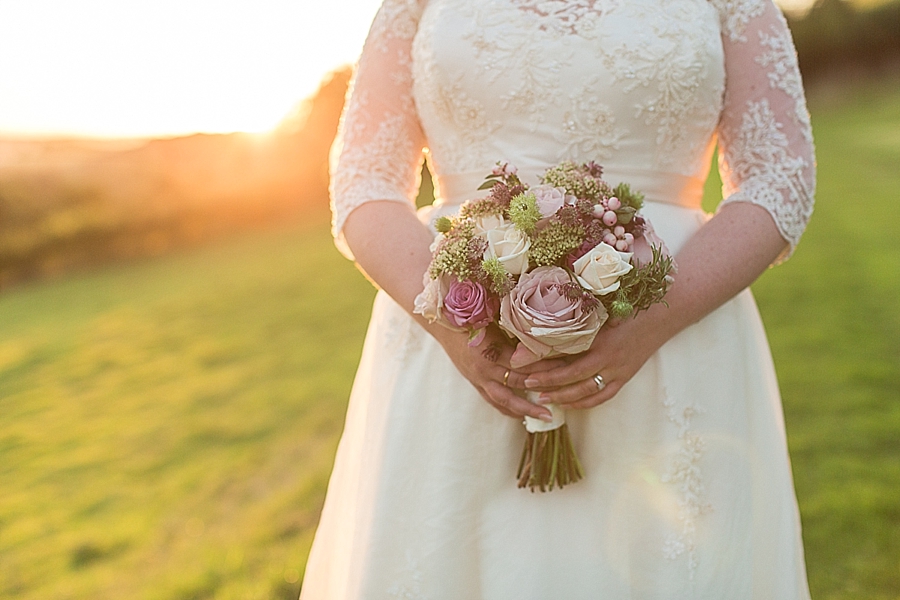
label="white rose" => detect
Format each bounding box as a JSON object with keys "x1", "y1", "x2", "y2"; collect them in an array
[
  {"x1": 484, "y1": 223, "x2": 531, "y2": 275},
  {"x1": 473, "y1": 213, "x2": 506, "y2": 237},
  {"x1": 572, "y1": 243, "x2": 633, "y2": 295},
  {"x1": 413, "y1": 275, "x2": 445, "y2": 323}
]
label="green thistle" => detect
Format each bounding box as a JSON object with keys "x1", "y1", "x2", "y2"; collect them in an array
[
  {"x1": 434, "y1": 216, "x2": 453, "y2": 234},
  {"x1": 530, "y1": 222, "x2": 584, "y2": 267},
  {"x1": 481, "y1": 257, "x2": 515, "y2": 295},
  {"x1": 610, "y1": 297, "x2": 634, "y2": 319},
  {"x1": 508, "y1": 192, "x2": 542, "y2": 235}
]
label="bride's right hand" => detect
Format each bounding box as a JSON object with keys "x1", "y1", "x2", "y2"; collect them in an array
[{"x1": 432, "y1": 325, "x2": 557, "y2": 422}]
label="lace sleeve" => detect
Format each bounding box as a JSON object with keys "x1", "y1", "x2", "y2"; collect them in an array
[
  {"x1": 330, "y1": 0, "x2": 428, "y2": 260},
  {"x1": 710, "y1": 0, "x2": 816, "y2": 263}
]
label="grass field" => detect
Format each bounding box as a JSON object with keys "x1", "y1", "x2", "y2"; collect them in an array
[{"x1": 2, "y1": 79, "x2": 899, "y2": 599}]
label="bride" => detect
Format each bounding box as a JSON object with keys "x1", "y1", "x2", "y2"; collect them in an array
[{"x1": 302, "y1": 0, "x2": 815, "y2": 597}]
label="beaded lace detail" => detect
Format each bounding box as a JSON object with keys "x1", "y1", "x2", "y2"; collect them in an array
[
  {"x1": 661, "y1": 392, "x2": 712, "y2": 581},
  {"x1": 713, "y1": 0, "x2": 815, "y2": 260},
  {"x1": 708, "y1": 0, "x2": 767, "y2": 41},
  {"x1": 719, "y1": 99, "x2": 812, "y2": 251},
  {"x1": 755, "y1": 20, "x2": 814, "y2": 142},
  {"x1": 510, "y1": 0, "x2": 616, "y2": 36}
]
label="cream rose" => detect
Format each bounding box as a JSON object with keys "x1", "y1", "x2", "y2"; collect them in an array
[
  {"x1": 483, "y1": 223, "x2": 531, "y2": 275},
  {"x1": 413, "y1": 275, "x2": 452, "y2": 325},
  {"x1": 572, "y1": 243, "x2": 633, "y2": 296},
  {"x1": 473, "y1": 213, "x2": 506, "y2": 237}
]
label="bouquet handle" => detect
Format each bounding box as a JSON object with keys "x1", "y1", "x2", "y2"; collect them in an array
[{"x1": 517, "y1": 392, "x2": 584, "y2": 492}]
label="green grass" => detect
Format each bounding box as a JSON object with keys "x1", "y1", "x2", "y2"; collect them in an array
[
  {"x1": 0, "y1": 216, "x2": 377, "y2": 600},
  {"x1": 2, "y1": 79, "x2": 900, "y2": 599}
]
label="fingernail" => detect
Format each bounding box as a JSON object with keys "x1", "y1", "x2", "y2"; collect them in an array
[
  {"x1": 539, "y1": 412, "x2": 553, "y2": 423},
  {"x1": 536, "y1": 393, "x2": 551, "y2": 405},
  {"x1": 524, "y1": 378, "x2": 539, "y2": 388}
]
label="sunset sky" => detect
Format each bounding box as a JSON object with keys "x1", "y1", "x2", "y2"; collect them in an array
[
  {"x1": 0, "y1": 0, "x2": 382, "y2": 138},
  {"x1": 0, "y1": 0, "x2": 817, "y2": 139}
]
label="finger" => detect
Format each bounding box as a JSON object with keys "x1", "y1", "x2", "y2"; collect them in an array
[
  {"x1": 476, "y1": 388, "x2": 516, "y2": 418},
  {"x1": 504, "y1": 360, "x2": 568, "y2": 390},
  {"x1": 523, "y1": 354, "x2": 601, "y2": 390},
  {"x1": 484, "y1": 381, "x2": 553, "y2": 422},
  {"x1": 510, "y1": 357, "x2": 570, "y2": 374},
  {"x1": 509, "y1": 344, "x2": 542, "y2": 369},
  {"x1": 535, "y1": 376, "x2": 606, "y2": 406},
  {"x1": 568, "y1": 382, "x2": 621, "y2": 409}
]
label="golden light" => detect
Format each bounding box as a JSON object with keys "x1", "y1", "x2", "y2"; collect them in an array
[{"x1": 0, "y1": 0, "x2": 382, "y2": 139}]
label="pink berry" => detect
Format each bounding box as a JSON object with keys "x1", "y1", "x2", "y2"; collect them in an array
[
  {"x1": 592, "y1": 204, "x2": 605, "y2": 218},
  {"x1": 624, "y1": 233, "x2": 634, "y2": 244},
  {"x1": 614, "y1": 225, "x2": 625, "y2": 237},
  {"x1": 602, "y1": 211, "x2": 618, "y2": 226},
  {"x1": 615, "y1": 240, "x2": 629, "y2": 252},
  {"x1": 607, "y1": 197, "x2": 622, "y2": 210},
  {"x1": 603, "y1": 233, "x2": 618, "y2": 246}
]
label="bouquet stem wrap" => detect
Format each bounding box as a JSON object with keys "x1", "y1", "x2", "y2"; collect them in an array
[{"x1": 517, "y1": 392, "x2": 584, "y2": 492}]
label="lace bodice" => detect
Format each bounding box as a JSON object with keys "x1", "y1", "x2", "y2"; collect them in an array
[{"x1": 330, "y1": 0, "x2": 815, "y2": 263}]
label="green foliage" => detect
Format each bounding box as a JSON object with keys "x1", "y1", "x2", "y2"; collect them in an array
[
  {"x1": 605, "y1": 245, "x2": 674, "y2": 317},
  {"x1": 611, "y1": 182, "x2": 644, "y2": 211}
]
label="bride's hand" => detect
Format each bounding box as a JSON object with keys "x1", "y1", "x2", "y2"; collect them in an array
[
  {"x1": 433, "y1": 326, "x2": 565, "y2": 422},
  {"x1": 515, "y1": 308, "x2": 670, "y2": 409}
]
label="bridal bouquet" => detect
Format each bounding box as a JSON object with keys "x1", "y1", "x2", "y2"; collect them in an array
[{"x1": 414, "y1": 161, "x2": 674, "y2": 492}]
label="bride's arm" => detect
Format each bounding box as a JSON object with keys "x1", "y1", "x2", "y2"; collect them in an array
[
  {"x1": 332, "y1": 1, "x2": 553, "y2": 422},
  {"x1": 516, "y1": 0, "x2": 816, "y2": 406}
]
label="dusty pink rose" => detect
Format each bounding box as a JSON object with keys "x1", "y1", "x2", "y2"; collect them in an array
[
  {"x1": 499, "y1": 266, "x2": 608, "y2": 359},
  {"x1": 631, "y1": 217, "x2": 673, "y2": 267},
  {"x1": 530, "y1": 184, "x2": 570, "y2": 218},
  {"x1": 442, "y1": 280, "x2": 497, "y2": 329}
]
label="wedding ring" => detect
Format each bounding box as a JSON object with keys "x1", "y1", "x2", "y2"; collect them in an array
[
  {"x1": 592, "y1": 373, "x2": 606, "y2": 391},
  {"x1": 503, "y1": 369, "x2": 511, "y2": 387}
]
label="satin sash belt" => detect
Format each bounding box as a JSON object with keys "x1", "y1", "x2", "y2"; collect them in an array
[{"x1": 431, "y1": 167, "x2": 706, "y2": 211}]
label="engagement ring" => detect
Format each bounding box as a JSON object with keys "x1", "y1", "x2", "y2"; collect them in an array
[{"x1": 593, "y1": 374, "x2": 605, "y2": 391}]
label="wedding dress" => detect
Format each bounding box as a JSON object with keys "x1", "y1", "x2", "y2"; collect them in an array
[{"x1": 302, "y1": 0, "x2": 815, "y2": 597}]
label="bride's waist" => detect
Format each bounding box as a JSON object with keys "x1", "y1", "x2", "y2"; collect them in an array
[{"x1": 429, "y1": 168, "x2": 707, "y2": 211}]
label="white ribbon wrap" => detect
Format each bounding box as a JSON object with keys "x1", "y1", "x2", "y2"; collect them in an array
[{"x1": 522, "y1": 390, "x2": 566, "y2": 433}]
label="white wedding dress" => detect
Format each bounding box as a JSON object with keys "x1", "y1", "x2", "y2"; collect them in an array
[{"x1": 302, "y1": 0, "x2": 815, "y2": 598}]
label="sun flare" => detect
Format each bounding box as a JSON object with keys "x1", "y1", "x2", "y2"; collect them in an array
[{"x1": 0, "y1": 0, "x2": 382, "y2": 139}]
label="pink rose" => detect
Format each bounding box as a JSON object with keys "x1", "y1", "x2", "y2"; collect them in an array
[
  {"x1": 442, "y1": 280, "x2": 498, "y2": 329},
  {"x1": 631, "y1": 217, "x2": 673, "y2": 267},
  {"x1": 530, "y1": 185, "x2": 570, "y2": 218},
  {"x1": 499, "y1": 266, "x2": 608, "y2": 359}
]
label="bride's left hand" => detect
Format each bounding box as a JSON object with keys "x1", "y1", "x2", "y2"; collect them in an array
[{"x1": 513, "y1": 307, "x2": 670, "y2": 409}]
